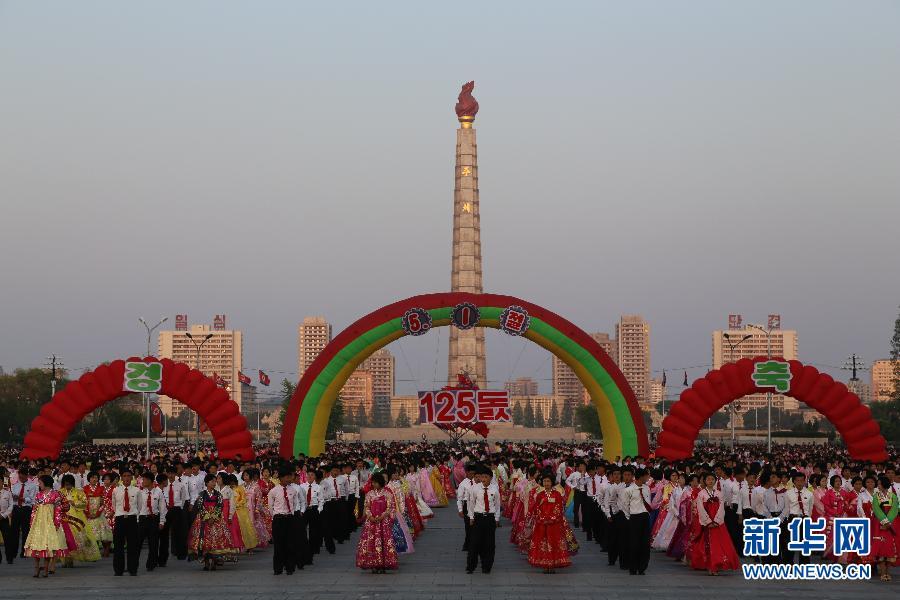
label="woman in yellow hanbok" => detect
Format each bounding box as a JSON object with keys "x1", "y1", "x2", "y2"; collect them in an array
[
  {"x1": 24, "y1": 475, "x2": 68, "y2": 577},
  {"x1": 59, "y1": 474, "x2": 100, "y2": 565},
  {"x1": 428, "y1": 463, "x2": 448, "y2": 507},
  {"x1": 232, "y1": 476, "x2": 258, "y2": 551},
  {"x1": 83, "y1": 472, "x2": 112, "y2": 557}
]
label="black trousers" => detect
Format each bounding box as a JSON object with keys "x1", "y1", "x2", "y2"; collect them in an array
[
  {"x1": 781, "y1": 516, "x2": 810, "y2": 564},
  {"x1": 724, "y1": 505, "x2": 741, "y2": 555},
  {"x1": 740, "y1": 509, "x2": 756, "y2": 558},
  {"x1": 0, "y1": 516, "x2": 14, "y2": 563},
  {"x1": 140, "y1": 515, "x2": 160, "y2": 570},
  {"x1": 590, "y1": 502, "x2": 606, "y2": 548},
  {"x1": 466, "y1": 514, "x2": 496, "y2": 572},
  {"x1": 607, "y1": 512, "x2": 627, "y2": 567},
  {"x1": 305, "y1": 508, "x2": 322, "y2": 554},
  {"x1": 271, "y1": 515, "x2": 294, "y2": 574},
  {"x1": 573, "y1": 489, "x2": 585, "y2": 527},
  {"x1": 158, "y1": 506, "x2": 185, "y2": 564},
  {"x1": 10, "y1": 506, "x2": 31, "y2": 559},
  {"x1": 321, "y1": 501, "x2": 340, "y2": 553},
  {"x1": 113, "y1": 515, "x2": 140, "y2": 575},
  {"x1": 627, "y1": 512, "x2": 651, "y2": 574},
  {"x1": 356, "y1": 492, "x2": 366, "y2": 526},
  {"x1": 461, "y1": 501, "x2": 471, "y2": 551},
  {"x1": 291, "y1": 511, "x2": 310, "y2": 568},
  {"x1": 582, "y1": 496, "x2": 595, "y2": 539},
  {"x1": 345, "y1": 495, "x2": 358, "y2": 533}
]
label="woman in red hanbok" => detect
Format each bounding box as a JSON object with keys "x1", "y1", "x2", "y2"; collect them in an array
[
  {"x1": 528, "y1": 474, "x2": 572, "y2": 573},
  {"x1": 517, "y1": 478, "x2": 544, "y2": 552},
  {"x1": 864, "y1": 476, "x2": 898, "y2": 581},
  {"x1": 689, "y1": 474, "x2": 740, "y2": 575},
  {"x1": 822, "y1": 475, "x2": 848, "y2": 562},
  {"x1": 355, "y1": 474, "x2": 399, "y2": 573},
  {"x1": 439, "y1": 461, "x2": 455, "y2": 500},
  {"x1": 510, "y1": 467, "x2": 538, "y2": 546}
]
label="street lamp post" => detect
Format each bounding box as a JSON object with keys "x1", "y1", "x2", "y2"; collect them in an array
[
  {"x1": 186, "y1": 332, "x2": 214, "y2": 455},
  {"x1": 748, "y1": 323, "x2": 774, "y2": 452},
  {"x1": 723, "y1": 333, "x2": 751, "y2": 448},
  {"x1": 139, "y1": 317, "x2": 167, "y2": 460}
]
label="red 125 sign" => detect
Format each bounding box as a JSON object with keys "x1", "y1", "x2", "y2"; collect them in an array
[{"x1": 418, "y1": 389, "x2": 511, "y2": 424}]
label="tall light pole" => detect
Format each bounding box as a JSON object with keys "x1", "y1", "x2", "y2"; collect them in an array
[
  {"x1": 723, "y1": 332, "x2": 752, "y2": 448},
  {"x1": 44, "y1": 354, "x2": 64, "y2": 400},
  {"x1": 138, "y1": 317, "x2": 167, "y2": 460},
  {"x1": 186, "y1": 332, "x2": 214, "y2": 455},
  {"x1": 748, "y1": 323, "x2": 773, "y2": 452}
]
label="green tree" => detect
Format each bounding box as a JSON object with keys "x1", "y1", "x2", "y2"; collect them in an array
[
  {"x1": 512, "y1": 401, "x2": 524, "y2": 425},
  {"x1": 534, "y1": 405, "x2": 546, "y2": 428},
  {"x1": 327, "y1": 397, "x2": 345, "y2": 439},
  {"x1": 575, "y1": 405, "x2": 602, "y2": 438},
  {"x1": 560, "y1": 400, "x2": 574, "y2": 427},
  {"x1": 523, "y1": 398, "x2": 535, "y2": 428},
  {"x1": 871, "y1": 305, "x2": 900, "y2": 442},
  {"x1": 277, "y1": 378, "x2": 296, "y2": 429},
  {"x1": 0, "y1": 368, "x2": 69, "y2": 442},
  {"x1": 395, "y1": 406, "x2": 411, "y2": 428},
  {"x1": 548, "y1": 401, "x2": 560, "y2": 427}
]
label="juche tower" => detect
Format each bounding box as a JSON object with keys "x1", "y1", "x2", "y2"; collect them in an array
[{"x1": 447, "y1": 81, "x2": 487, "y2": 388}]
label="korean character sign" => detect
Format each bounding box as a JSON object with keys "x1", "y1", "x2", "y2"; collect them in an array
[
  {"x1": 751, "y1": 360, "x2": 792, "y2": 393},
  {"x1": 499, "y1": 305, "x2": 530, "y2": 336},
  {"x1": 123, "y1": 361, "x2": 163, "y2": 393},
  {"x1": 477, "y1": 390, "x2": 511, "y2": 422},
  {"x1": 418, "y1": 389, "x2": 511, "y2": 424}
]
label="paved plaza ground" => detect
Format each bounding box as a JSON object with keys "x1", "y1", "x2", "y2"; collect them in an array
[{"x1": 2, "y1": 507, "x2": 895, "y2": 599}]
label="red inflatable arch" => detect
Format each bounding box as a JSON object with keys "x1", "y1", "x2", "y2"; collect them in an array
[
  {"x1": 20, "y1": 357, "x2": 254, "y2": 461},
  {"x1": 656, "y1": 357, "x2": 888, "y2": 463}
]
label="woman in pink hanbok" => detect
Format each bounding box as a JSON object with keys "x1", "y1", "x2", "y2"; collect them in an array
[
  {"x1": 667, "y1": 475, "x2": 700, "y2": 560},
  {"x1": 652, "y1": 472, "x2": 683, "y2": 551},
  {"x1": 650, "y1": 471, "x2": 678, "y2": 541},
  {"x1": 356, "y1": 474, "x2": 399, "y2": 573},
  {"x1": 417, "y1": 464, "x2": 439, "y2": 507},
  {"x1": 811, "y1": 474, "x2": 827, "y2": 521},
  {"x1": 405, "y1": 469, "x2": 434, "y2": 519},
  {"x1": 247, "y1": 470, "x2": 271, "y2": 548}
]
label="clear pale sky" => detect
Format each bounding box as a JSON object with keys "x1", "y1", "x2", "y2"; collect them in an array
[{"x1": 1, "y1": 2, "x2": 898, "y2": 400}]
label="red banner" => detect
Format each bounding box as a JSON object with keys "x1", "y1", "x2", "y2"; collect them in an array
[
  {"x1": 238, "y1": 371, "x2": 251, "y2": 385},
  {"x1": 258, "y1": 370, "x2": 270, "y2": 386},
  {"x1": 150, "y1": 402, "x2": 164, "y2": 434},
  {"x1": 418, "y1": 389, "x2": 510, "y2": 424}
]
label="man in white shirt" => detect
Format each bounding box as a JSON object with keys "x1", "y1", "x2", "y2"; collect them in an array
[
  {"x1": 0, "y1": 475, "x2": 13, "y2": 565},
  {"x1": 9, "y1": 468, "x2": 37, "y2": 561},
  {"x1": 342, "y1": 463, "x2": 359, "y2": 534},
  {"x1": 465, "y1": 466, "x2": 501, "y2": 574},
  {"x1": 158, "y1": 466, "x2": 188, "y2": 565},
  {"x1": 352, "y1": 459, "x2": 371, "y2": 523},
  {"x1": 112, "y1": 469, "x2": 141, "y2": 576},
  {"x1": 565, "y1": 461, "x2": 587, "y2": 528},
  {"x1": 456, "y1": 464, "x2": 477, "y2": 552},
  {"x1": 140, "y1": 473, "x2": 167, "y2": 572},
  {"x1": 302, "y1": 470, "x2": 325, "y2": 557},
  {"x1": 780, "y1": 472, "x2": 814, "y2": 565},
  {"x1": 604, "y1": 467, "x2": 625, "y2": 567},
  {"x1": 622, "y1": 468, "x2": 651, "y2": 575},
  {"x1": 614, "y1": 468, "x2": 634, "y2": 571},
  {"x1": 320, "y1": 465, "x2": 343, "y2": 554},
  {"x1": 590, "y1": 464, "x2": 610, "y2": 550},
  {"x1": 288, "y1": 473, "x2": 310, "y2": 570},
  {"x1": 721, "y1": 467, "x2": 743, "y2": 555},
  {"x1": 268, "y1": 468, "x2": 297, "y2": 575}
]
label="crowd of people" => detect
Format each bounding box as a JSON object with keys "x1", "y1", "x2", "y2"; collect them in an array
[{"x1": 0, "y1": 440, "x2": 898, "y2": 582}]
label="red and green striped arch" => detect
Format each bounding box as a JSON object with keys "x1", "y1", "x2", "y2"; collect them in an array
[{"x1": 279, "y1": 292, "x2": 649, "y2": 460}]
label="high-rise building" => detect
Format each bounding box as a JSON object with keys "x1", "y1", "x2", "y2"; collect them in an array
[
  {"x1": 616, "y1": 316, "x2": 650, "y2": 403},
  {"x1": 360, "y1": 348, "x2": 395, "y2": 427},
  {"x1": 158, "y1": 322, "x2": 243, "y2": 417},
  {"x1": 712, "y1": 319, "x2": 799, "y2": 411},
  {"x1": 298, "y1": 317, "x2": 332, "y2": 377},
  {"x1": 554, "y1": 332, "x2": 615, "y2": 407},
  {"x1": 649, "y1": 377, "x2": 666, "y2": 404},
  {"x1": 505, "y1": 377, "x2": 539, "y2": 397},
  {"x1": 342, "y1": 369, "x2": 374, "y2": 423},
  {"x1": 448, "y1": 82, "x2": 487, "y2": 388},
  {"x1": 871, "y1": 359, "x2": 899, "y2": 402},
  {"x1": 360, "y1": 348, "x2": 395, "y2": 400},
  {"x1": 847, "y1": 379, "x2": 872, "y2": 404}
]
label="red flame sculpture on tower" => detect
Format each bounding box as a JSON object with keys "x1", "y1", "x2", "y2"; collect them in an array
[{"x1": 454, "y1": 81, "x2": 479, "y2": 120}]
